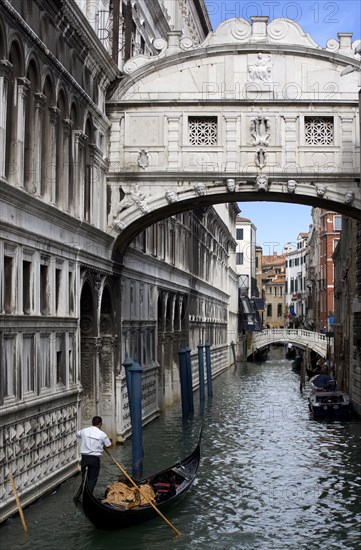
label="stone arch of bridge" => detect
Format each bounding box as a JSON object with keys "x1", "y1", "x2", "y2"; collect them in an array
[
  {"x1": 107, "y1": 17, "x2": 360, "y2": 262},
  {"x1": 249, "y1": 328, "x2": 329, "y2": 358},
  {"x1": 249, "y1": 340, "x2": 327, "y2": 359},
  {"x1": 111, "y1": 191, "x2": 360, "y2": 261}
]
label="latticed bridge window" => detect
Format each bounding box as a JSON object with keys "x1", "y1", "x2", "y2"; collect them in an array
[
  {"x1": 305, "y1": 117, "x2": 333, "y2": 145},
  {"x1": 188, "y1": 116, "x2": 217, "y2": 145}
]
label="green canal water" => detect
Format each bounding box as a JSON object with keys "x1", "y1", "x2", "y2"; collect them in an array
[{"x1": 2, "y1": 347, "x2": 361, "y2": 550}]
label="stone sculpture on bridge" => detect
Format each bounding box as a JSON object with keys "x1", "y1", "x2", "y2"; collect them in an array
[{"x1": 248, "y1": 53, "x2": 272, "y2": 81}]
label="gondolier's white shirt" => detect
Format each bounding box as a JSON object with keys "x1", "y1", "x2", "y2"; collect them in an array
[{"x1": 76, "y1": 426, "x2": 111, "y2": 456}]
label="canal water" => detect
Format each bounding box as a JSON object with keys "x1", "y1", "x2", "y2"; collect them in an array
[{"x1": 2, "y1": 346, "x2": 361, "y2": 550}]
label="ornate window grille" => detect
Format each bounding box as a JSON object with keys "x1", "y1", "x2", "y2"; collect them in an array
[
  {"x1": 188, "y1": 116, "x2": 217, "y2": 145},
  {"x1": 305, "y1": 117, "x2": 333, "y2": 145}
]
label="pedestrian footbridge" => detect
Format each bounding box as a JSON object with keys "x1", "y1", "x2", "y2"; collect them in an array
[{"x1": 248, "y1": 329, "x2": 328, "y2": 358}]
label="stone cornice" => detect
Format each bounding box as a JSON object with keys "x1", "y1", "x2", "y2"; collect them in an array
[
  {"x1": 124, "y1": 246, "x2": 231, "y2": 300},
  {"x1": 107, "y1": 98, "x2": 360, "y2": 108},
  {"x1": 0, "y1": 387, "x2": 79, "y2": 419},
  {"x1": 113, "y1": 41, "x2": 361, "y2": 96},
  {"x1": 106, "y1": 172, "x2": 360, "y2": 183},
  {"x1": 58, "y1": 0, "x2": 119, "y2": 81},
  {"x1": 0, "y1": 178, "x2": 114, "y2": 249}
]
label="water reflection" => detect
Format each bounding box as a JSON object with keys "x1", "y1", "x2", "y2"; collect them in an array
[{"x1": 1, "y1": 346, "x2": 361, "y2": 550}]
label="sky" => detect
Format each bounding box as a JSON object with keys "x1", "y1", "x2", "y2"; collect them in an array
[{"x1": 204, "y1": 0, "x2": 361, "y2": 252}]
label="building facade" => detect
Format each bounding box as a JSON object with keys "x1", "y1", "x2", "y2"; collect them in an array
[
  {"x1": 306, "y1": 209, "x2": 341, "y2": 332},
  {"x1": 235, "y1": 216, "x2": 257, "y2": 298},
  {"x1": 0, "y1": 0, "x2": 240, "y2": 523},
  {"x1": 257, "y1": 252, "x2": 286, "y2": 329},
  {"x1": 284, "y1": 232, "x2": 309, "y2": 328}
]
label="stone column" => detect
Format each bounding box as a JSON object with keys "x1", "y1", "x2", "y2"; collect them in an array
[
  {"x1": 72, "y1": 130, "x2": 87, "y2": 219},
  {"x1": 167, "y1": 115, "x2": 180, "y2": 170},
  {"x1": 89, "y1": 143, "x2": 97, "y2": 225},
  {"x1": 99, "y1": 335, "x2": 116, "y2": 438},
  {"x1": 339, "y1": 115, "x2": 354, "y2": 171},
  {"x1": 48, "y1": 106, "x2": 60, "y2": 204},
  {"x1": 224, "y1": 115, "x2": 238, "y2": 172},
  {"x1": 283, "y1": 116, "x2": 298, "y2": 170},
  {"x1": 0, "y1": 61, "x2": 12, "y2": 178},
  {"x1": 13, "y1": 77, "x2": 30, "y2": 187},
  {"x1": 80, "y1": 337, "x2": 98, "y2": 426},
  {"x1": 62, "y1": 118, "x2": 73, "y2": 211},
  {"x1": 177, "y1": 294, "x2": 184, "y2": 332},
  {"x1": 33, "y1": 93, "x2": 46, "y2": 196}
]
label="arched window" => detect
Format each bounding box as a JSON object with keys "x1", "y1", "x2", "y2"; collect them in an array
[{"x1": 5, "y1": 41, "x2": 23, "y2": 181}]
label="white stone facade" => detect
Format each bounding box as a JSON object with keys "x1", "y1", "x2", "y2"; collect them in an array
[
  {"x1": 107, "y1": 16, "x2": 360, "y2": 248},
  {"x1": 285, "y1": 233, "x2": 309, "y2": 325},
  {"x1": 235, "y1": 216, "x2": 257, "y2": 297}
]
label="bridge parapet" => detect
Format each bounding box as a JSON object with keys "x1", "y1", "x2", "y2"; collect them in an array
[{"x1": 250, "y1": 329, "x2": 329, "y2": 358}]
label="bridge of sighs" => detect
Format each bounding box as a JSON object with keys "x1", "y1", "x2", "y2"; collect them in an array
[{"x1": 105, "y1": 16, "x2": 360, "y2": 258}]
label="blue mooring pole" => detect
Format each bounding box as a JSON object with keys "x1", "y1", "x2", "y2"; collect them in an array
[
  {"x1": 123, "y1": 352, "x2": 133, "y2": 418},
  {"x1": 178, "y1": 347, "x2": 189, "y2": 418},
  {"x1": 205, "y1": 342, "x2": 213, "y2": 397},
  {"x1": 128, "y1": 361, "x2": 143, "y2": 479},
  {"x1": 185, "y1": 346, "x2": 194, "y2": 413},
  {"x1": 197, "y1": 341, "x2": 205, "y2": 402}
]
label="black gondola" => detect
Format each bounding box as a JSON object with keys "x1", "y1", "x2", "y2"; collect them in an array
[{"x1": 73, "y1": 430, "x2": 202, "y2": 530}]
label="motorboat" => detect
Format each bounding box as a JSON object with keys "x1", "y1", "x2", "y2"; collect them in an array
[{"x1": 308, "y1": 391, "x2": 351, "y2": 417}]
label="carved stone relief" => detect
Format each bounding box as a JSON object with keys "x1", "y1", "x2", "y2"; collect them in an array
[
  {"x1": 226, "y1": 178, "x2": 236, "y2": 192},
  {"x1": 345, "y1": 191, "x2": 355, "y2": 205},
  {"x1": 1, "y1": 403, "x2": 78, "y2": 504},
  {"x1": 194, "y1": 182, "x2": 206, "y2": 196},
  {"x1": 165, "y1": 190, "x2": 178, "y2": 203},
  {"x1": 251, "y1": 116, "x2": 270, "y2": 169},
  {"x1": 248, "y1": 53, "x2": 272, "y2": 82},
  {"x1": 315, "y1": 184, "x2": 327, "y2": 197},
  {"x1": 251, "y1": 116, "x2": 270, "y2": 146},
  {"x1": 137, "y1": 149, "x2": 150, "y2": 169},
  {"x1": 255, "y1": 148, "x2": 267, "y2": 169},
  {"x1": 287, "y1": 180, "x2": 297, "y2": 193},
  {"x1": 256, "y1": 174, "x2": 268, "y2": 191}
]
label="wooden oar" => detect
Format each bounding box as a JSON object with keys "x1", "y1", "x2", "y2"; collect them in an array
[
  {"x1": 8, "y1": 474, "x2": 28, "y2": 532},
  {"x1": 104, "y1": 448, "x2": 181, "y2": 536}
]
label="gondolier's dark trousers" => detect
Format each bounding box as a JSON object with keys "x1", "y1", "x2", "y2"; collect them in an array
[{"x1": 81, "y1": 454, "x2": 100, "y2": 493}]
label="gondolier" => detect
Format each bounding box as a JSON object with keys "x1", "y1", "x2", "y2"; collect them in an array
[
  {"x1": 73, "y1": 427, "x2": 202, "y2": 530},
  {"x1": 76, "y1": 416, "x2": 112, "y2": 493}
]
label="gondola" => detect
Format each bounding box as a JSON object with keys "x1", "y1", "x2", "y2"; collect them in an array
[{"x1": 74, "y1": 430, "x2": 202, "y2": 530}]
